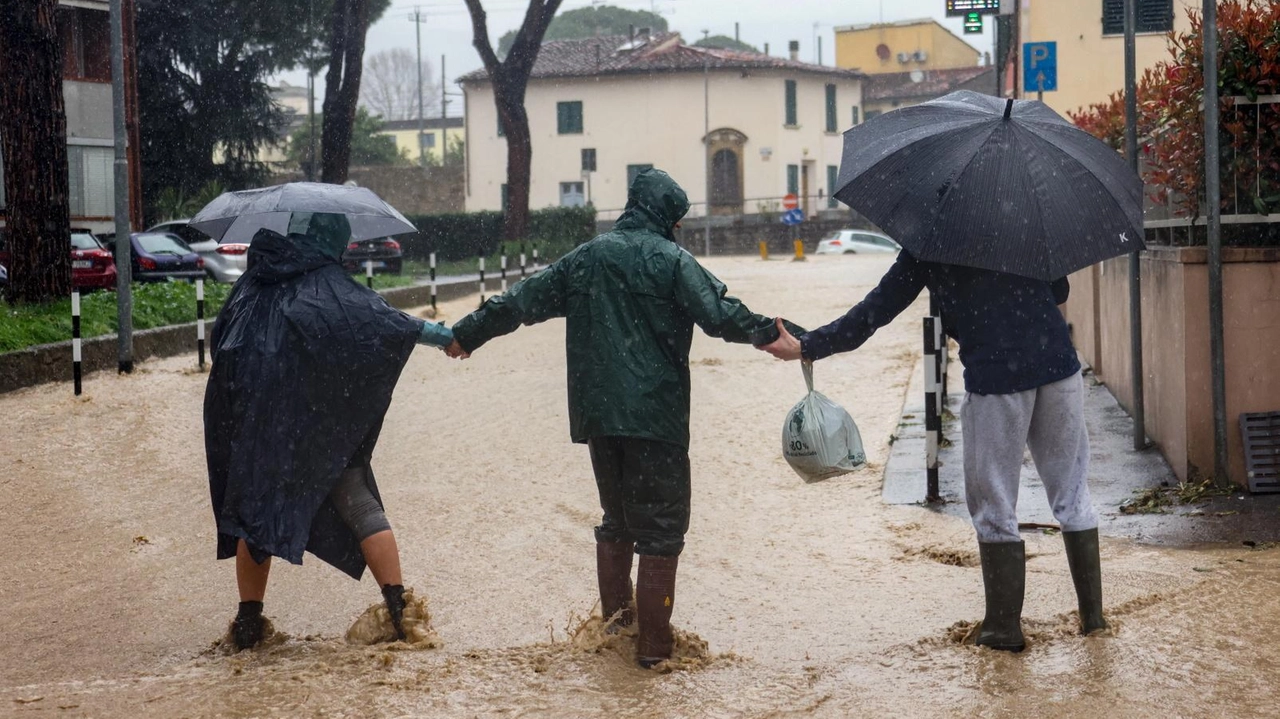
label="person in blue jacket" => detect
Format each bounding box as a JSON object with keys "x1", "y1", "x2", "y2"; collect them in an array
[{"x1": 759, "y1": 251, "x2": 1106, "y2": 652}]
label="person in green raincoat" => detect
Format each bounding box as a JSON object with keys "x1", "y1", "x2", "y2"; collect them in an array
[{"x1": 448, "y1": 169, "x2": 800, "y2": 668}]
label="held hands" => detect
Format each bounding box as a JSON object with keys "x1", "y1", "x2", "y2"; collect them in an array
[
  {"x1": 759, "y1": 317, "x2": 803, "y2": 361},
  {"x1": 444, "y1": 340, "x2": 470, "y2": 360}
]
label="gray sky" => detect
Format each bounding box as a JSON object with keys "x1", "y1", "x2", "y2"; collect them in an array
[{"x1": 276, "y1": 0, "x2": 997, "y2": 109}]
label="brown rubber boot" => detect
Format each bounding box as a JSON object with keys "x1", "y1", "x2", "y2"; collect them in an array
[
  {"x1": 635, "y1": 554, "x2": 679, "y2": 669},
  {"x1": 597, "y1": 541, "x2": 635, "y2": 631}
]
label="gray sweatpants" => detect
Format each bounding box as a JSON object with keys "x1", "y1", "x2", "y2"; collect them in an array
[{"x1": 961, "y1": 372, "x2": 1098, "y2": 543}]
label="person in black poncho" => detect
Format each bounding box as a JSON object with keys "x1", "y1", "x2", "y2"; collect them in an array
[{"x1": 204, "y1": 212, "x2": 453, "y2": 651}]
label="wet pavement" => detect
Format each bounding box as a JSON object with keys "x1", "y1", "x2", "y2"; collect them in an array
[{"x1": 3, "y1": 255, "x2": 1279, "y2": 717}]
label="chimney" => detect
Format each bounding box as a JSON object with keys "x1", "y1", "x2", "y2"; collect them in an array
[
  {"x1": 764, "y1": 42, "x2": 770, "y2": 56},
  {"x1": 629, "y1": 24, "x2": 635, "y2": 42},
  {"x1": 788, "y1": 40, "x2": 799, "y2": 61},
  {"x1": 984, "y1": 51, "x2": 992, "y2": 66},
  {"x1": 735, "y1": 22, "x2": 740, "y2": 42}
]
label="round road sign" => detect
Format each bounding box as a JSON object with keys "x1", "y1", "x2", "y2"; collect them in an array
[{"x1": 782, "y1": 193, "x2": 799, "y2": 210}]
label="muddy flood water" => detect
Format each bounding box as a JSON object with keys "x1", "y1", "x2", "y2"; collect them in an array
[{"x1": 3, "y1": 255, "x2": 1279, "y2": 718}]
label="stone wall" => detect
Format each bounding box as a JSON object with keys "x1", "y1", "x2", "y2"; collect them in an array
[{"x1": 271, "y1": 165, "x2": 464, "y2": 215}]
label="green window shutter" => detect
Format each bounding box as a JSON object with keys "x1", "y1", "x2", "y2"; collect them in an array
[
  {"x1": 825, "y1": 84, "x2": 837, "y2": 132},
  {"x1": 851, "y1": 106, "x2": 860, "y2": 126},
  {"x1": 558, "y1": 101, "x2": 583, "y2": 134},
  {"x1": 827, "y1": 165, "x2": 839, "y2": 208},
  {"x1": 787, "y1": 165, "x2": 799, "y2": 196},
  {"x1": 497, "y1": 113, "x2": 505, "y2": 137},
  {"x1": 784, "y1": 80, "x2": 797, "y2": 126}
]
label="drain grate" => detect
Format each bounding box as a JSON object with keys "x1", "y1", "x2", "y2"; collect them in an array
[{"x1": 1241, "y1": 411, "x2": 1280, "y2": 494}]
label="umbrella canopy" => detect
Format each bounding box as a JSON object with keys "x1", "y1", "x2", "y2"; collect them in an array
[
  {"x1": 833, "y1": 91, "x2": 1144, "y2": 280},
  {"x1": 189, "y1": 182, "x2": 416, "y2": 243}
]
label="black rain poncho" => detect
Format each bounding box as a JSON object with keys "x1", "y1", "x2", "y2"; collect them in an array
[{"x1": 204, "y1": 216, "x2": 424, "y2": 579}]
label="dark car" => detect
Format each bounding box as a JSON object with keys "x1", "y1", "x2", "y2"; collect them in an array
[
  {"x1": 342, "y1": 237, "x2": 403, "y2": 275},
  {"x1": 127, "y1": 231, "x2": 206, "y2": 282},
  {"x1": 0, "y1": 228, "x2": 117, "y2": 291}
]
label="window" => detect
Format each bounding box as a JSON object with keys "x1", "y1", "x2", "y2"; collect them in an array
[
  {"x1": 627, "y1": 163, "x2": 654, "y2": 188},
  {"x1": 58, "y1": 8, "x2": 110, "y2": 82},
  {"x1": 1102, "y1": 0, "x2": 1173, "y2": 35},
  {"x1": 557, "y1": 101, "x2": 584, "y2": 134},
  {"x1": 786, "y1": 164, "x2": 799, "y2": 196},
  {"x1": 865, "y1": 109, "x2": 883, "y2": 120},
  {"x1": 497, "y1": 114, "x2": 505, "y2": 137},
  {"x1": 67, "y1": 145, "x2": 113, "y2": 217},
  {"x1": 825, "y1": 84, "x2": 838, "y2": 133},
  {"x1": 851, "y1": 106, "x2": 861, "y2": 126},
  {"x1": 560, "y1": 182, "x2": 585, "y2": 207},
  {"x1": 784, "y1": 80, "x2": 798, "y2": 126},
  {"x1": 420, "y1": 132, "x2": 436, "y2": 149},
  {"x1": 827, "y1": 165, "x2": 839, "y2": 208},
  {"x1": 581, "y1": 148, "x2": 597, "y2": 172}
]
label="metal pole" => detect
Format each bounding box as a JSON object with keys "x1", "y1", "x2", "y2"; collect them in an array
[
  {"x1": 196, "y1": 277, "x2": 206, "y2": 370},
  {"x1": 520, "y1": 244, "x2": 527, "y2": 278},
  {"x1": 366, "y1": 259, "x2": 374, "y2": 289},
  {"x1": 703, "y1": 43, "x2": 711, "y2": 257},
  {"x1": 500, "y1": 246, "x2": 508, "y2": 293},
  {"x1": 429, "y1": 251, "x2": 437, "y2": 313},
  {"x1": 110, "y1": 0, "x2": 133, "y2": 373},
  {"x1": 72, "y1": 290, "x2": 82, "y2": 396},
  {"x1": 307, "y1": 0, "x2": 316, "y2": 181},
  {"x1": 1203, "y1": 0, "x2": 1228, "y2": 483},
  {"x1": 478, "y1": 254, "x2": 486, "y2": 305},
  {"x1": 414, "y1": 7, "x2": 426, "y2": 167},
  {"x1": 1125, "y1": 0, "x2": 1146, "y2": 451}
]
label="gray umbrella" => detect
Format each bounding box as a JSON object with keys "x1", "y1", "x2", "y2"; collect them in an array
[
  {"x1": 189, "y1": 182, "x2": 416, "y2": 243},
  {"x1": 834, "y1": 90, "x2": 1144, "y2": 280}
]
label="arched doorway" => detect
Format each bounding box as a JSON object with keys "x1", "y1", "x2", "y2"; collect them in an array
[{"x1": 705, "y1": 128, "x2": 747, "y2": 216}]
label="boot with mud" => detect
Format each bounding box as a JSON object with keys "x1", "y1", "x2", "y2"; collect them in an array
[
  {"x1": 635, "y1": 554, "x2": 678, "y2": 669},
  {"x1": 1062, "y1": 528, "x2": 1108, "y2": 635},
  {"x1": 382, "y1": 584, "x2": 408, "y2": 641},
  {"x1": 975, "y1": 541, "x2": 1026, "y2": 652},
  {"x1": 232, "y1": 601, "x2": 266, "y2": 651},
  {"x1": 597, "y1": 540, "x2": 636, "y2": 632}
]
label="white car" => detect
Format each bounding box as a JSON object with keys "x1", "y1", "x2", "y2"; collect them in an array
[
  {"x1": 815, "y1": 230, "x2": 901, "y2": 255},
  {"x1": 147, "y1": 219, "x2": 248, "y2": 283}
]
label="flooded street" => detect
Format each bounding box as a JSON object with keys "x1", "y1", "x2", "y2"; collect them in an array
[{"x1": 3, "y1": 255, "x2": 1278, "y2": 717}]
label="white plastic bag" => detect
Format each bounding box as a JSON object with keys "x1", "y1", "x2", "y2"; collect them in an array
[{"x1": 782, "y1": 361, "x2": 866, "y2": 483}]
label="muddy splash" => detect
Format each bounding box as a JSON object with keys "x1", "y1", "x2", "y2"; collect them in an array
[{"x1": 346, "y1": 588, "x2": 441, "y2": 647}]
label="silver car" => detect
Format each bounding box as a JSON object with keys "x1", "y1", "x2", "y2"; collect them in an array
[
  {"x1": 147, "y1": 219, "x2": 248, "y2": 283},
  {"x1": 815, "y1": 230, "x2": 901, "y2": 255}
]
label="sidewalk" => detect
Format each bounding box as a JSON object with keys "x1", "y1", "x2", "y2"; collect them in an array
[{"x1": 883, "y1": 350, "x2": 1280, "y2": 545}]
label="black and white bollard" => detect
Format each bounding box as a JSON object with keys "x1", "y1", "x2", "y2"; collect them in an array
[
  {"x1": 519, "y1": 244, "x2": 527, "y2": 278},
  {"x1": 923, "y1": 316, "x2": 941, "y2": 502},
  {"x1": 365, "y1": 259, "x2": 374, "y2": 289},
  {"x1": 429, "y1": 251, "x2": 437, "y2": 314},
  {"x1": 196, "y1": 277, "x2": 206, "y2": 370},
  {"x1": 532, "y1": 243, "x2": 539, "y2": 271},
  {"x1": 500, "y1": 246, "x2": 508, "y2": 293},
  {"x1": 478, "y1": 255, "x2": 486, "y2": 306},
  {"x1": 72, "y1": 289, "x2": 82, "y2": 396}
]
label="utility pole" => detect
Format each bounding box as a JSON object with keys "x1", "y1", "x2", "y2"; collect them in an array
[
  {"x1": 110, "y1": 0, "x2": 133, "y2": 372},
  {"x1": 411, "y1": 7, "x2": 427, "y2": 167},
  {"x1": 1124, "y1": 0, "x2": 1145, "y2": 452},
  {"x1": 307, "y1": 0, "x2": 317, "y2": 181},
  {"x1": 702, "y1": 29, "x2": 711, "y2": 257},
  {"x1": 1203, "y1": 0, "x2": 1227, "y2": 483}
]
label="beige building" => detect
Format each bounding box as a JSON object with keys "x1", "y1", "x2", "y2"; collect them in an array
[
  {"x1": 1017, "y1": 0, "x2": 1196, "y2": 114},
  {"x1": 835, "y1": 18, "x2": 981, "y2": 75},
  {"x1": 862, "y1": 65, "x2": 997, "y2": 119},
  {"x1": 460, "y1": 33, "x2": 865, "y2": 220},
  {"x1": 378, "y1": 117, "x2": 465, "y2": 164}
]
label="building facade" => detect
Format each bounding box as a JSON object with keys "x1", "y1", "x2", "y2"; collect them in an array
[
  {"x1": 1016, "y1": 0, "x2": 1196, "y2": 114},
  {"x1": 379, "y1": 117, "x2": 465, "y2": 164},
  {"x1": 834, "y1": 18, "x2": 982, "y2": 75},
  {"x1": 862, "y1": 65, "x2": 998, "y2": 119},
  {"x1": 461, "y1": 33, "x2": 864, "y2": 221}
]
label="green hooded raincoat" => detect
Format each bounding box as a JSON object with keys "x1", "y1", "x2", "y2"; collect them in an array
[{"x1": 452, "y1": 169, "x2": 779, "y2": 449}]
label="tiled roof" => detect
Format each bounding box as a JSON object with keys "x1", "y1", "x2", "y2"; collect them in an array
[
  {"x1": 863, "y1": 66, "x2": 997, "y2": 102},
  {"x1": 459, "y1": 33, "x2": 865, "y2": 83}
]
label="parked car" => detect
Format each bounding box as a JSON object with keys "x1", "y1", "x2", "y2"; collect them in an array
[
  {"x1": 125, "y1": 231, "x2": 206, "y2": 282},
  {"x1": 342, "y1": 237, "x2": 404, "y2": 275},
  {"x1": 815, "y1": 230, "x2": 901, "y2": 255},
  {"x1": 70, "y1": 229, "x2": 118, "y2": 290},
  {"x1": 0, "y1": 263, "x2": 7, "y2": 288},
  {"x1": 0, "y1": 228, "x2": 117, "y2": 291},
  {"x1": 147, "y1": 219, "x2": 247, "y2": 283}
]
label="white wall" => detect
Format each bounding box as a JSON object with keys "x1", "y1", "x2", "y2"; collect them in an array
[{"x1": 464, "y1": 69, "x2": 862, "y2": 219}]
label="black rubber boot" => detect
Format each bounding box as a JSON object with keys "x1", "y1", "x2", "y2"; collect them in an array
[
  {"x1": 976, "y1": 541, "x2": 1026, "y2": 652},
  {"x1": 635, "y1": 554, "x2": 679, "y2": 669},
  {"x1": 232, "y1": 601, "x2": 265, "y2": 651},
  {"x1": 597, "y1": 541, "x2": 636, "y2": 632},
  {"x1": 381, "y1": 584, "x2": 408, "y2": 641},
  {"x1": 1062, "y1": 528, "x2": 1108, "y2": 635}
]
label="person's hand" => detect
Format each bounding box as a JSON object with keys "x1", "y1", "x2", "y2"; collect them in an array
[
  {"x1": 759, "y1": 317, "x2": 803, "y2": 361},
  {"x1": 444, "y1": 340, "x2": 470, "y2": 360}
]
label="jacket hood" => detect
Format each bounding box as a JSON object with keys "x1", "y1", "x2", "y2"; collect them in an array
[
  {"x1": 613, "y1": 169, "x2": 690, "y2": 240},
  {"x1": 246, "y1": 228, "x2": 339, "y2": 283}
]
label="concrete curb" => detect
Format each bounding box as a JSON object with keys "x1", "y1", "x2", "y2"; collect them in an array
[{"x1": 0, "y1": 278, "x2": 494, "y2": 396}]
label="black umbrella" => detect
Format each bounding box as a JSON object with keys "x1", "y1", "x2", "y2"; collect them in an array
[{"x1": 833, "y1": 90, "x2": 1144, "y2": 280}]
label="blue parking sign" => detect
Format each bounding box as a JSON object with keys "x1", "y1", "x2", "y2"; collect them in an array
[{"x1": 1023, "y1": 42, "x2": 1057, "y2": 93}]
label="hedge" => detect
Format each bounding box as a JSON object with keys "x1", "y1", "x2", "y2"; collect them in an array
[{"x1": 400, "y1": 206, "x2": 597, "y2": 262}]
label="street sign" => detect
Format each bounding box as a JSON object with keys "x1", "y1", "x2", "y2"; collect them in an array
[
  {"x1": 782, "y1": 193, "x2": 799, "y2": 211},
  {"x1": 1023, "y1": 42, "x2": 1058, "y2": 93},
  {"x1": 782, "y1": 209, "x2": 805, "y2": 226},
  {"x1": 963, "y1": 12, "x2": 983, "y2": 34},
  {"x1": 945, "y1": 0, "x2": 1000, "y2": 17}
]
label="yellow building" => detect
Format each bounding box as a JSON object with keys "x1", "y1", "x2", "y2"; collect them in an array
[
  {"x1": 378, "y1": 118, "x2": 465, "y2": 164},
  {"x1": 1017, "y1": 0, "x2": 1197, "y2": 114},
  {"x1": 835, "y1": 18, "x2": 982, "y2": 75}
]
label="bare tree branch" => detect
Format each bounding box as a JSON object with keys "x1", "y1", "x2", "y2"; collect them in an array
[{"x1": 359, "y1": 48, "x2": 437, "y2": 121}]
